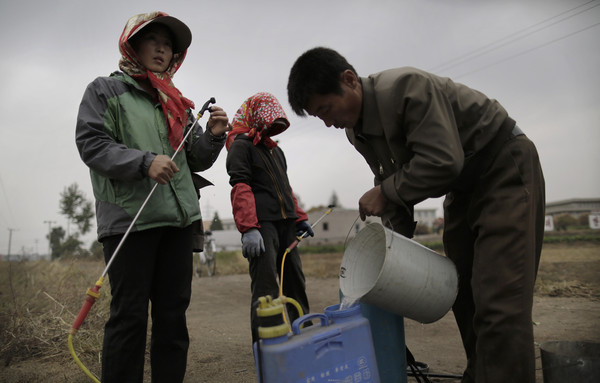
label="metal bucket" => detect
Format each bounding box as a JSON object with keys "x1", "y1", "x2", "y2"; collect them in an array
[
  {"x1": 339, "y1": 222, "x2": 458, "y2": 324},
  {"x1": 540, "y1": 341, "x2": 600, "y2": 383}
]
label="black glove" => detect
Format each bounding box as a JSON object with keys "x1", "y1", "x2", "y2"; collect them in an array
[{"x1": 296, "y1": 220, "x2": 314, "y2": 238}]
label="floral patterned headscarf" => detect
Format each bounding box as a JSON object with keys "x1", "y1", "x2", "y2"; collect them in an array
[
  {"x1": 118, "y1": 11, "x2": 194, "y2": 151},
  {"x1": 226, "y1": 92, "x2": 289, "y2": 150}
]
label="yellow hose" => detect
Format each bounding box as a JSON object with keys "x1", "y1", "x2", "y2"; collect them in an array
[
  {"x1": 69, "y1": 276, "x2": 104, "y2": 382},
  {"x1": 280, "y1": 296, "x2": 303, "y2": 319},
  {"x1": 279, "y1": 248, "x2": 291, "y2": 299},
  {"x1": 278, "y1": 207, "x2": 335, "y2": 322},
  {"x1": 68, "y1": 332, "x2": 100, "y2": 383},
  {"x1": 278, "y1": 245, "x2": 305, "y2": 327}
]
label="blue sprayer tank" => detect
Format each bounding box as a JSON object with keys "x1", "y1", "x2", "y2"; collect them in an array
[{"x1": 254, "y1": 302, "x2": 380, "y2": 383}]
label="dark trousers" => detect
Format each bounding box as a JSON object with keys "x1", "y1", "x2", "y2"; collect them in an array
[
  {"x1": 101, "y1": 225, "x2": 193, "y2": 383},
  {"x1": 249, "y1": 220, "x2": 310, "y2": 343},
  {"x1": 443, "y1": 135, "x2": 545, "y2": 382}
]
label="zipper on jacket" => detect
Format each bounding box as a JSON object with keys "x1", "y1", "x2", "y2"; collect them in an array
[
  {"x1": 257, "y1": 149, "x2": 287, "y2": 219},
  {"x1": 270, "y1": 150, "x2": 293, "y2": 193}
]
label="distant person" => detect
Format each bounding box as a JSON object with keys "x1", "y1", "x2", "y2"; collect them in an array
[
  {"x1": 75, "y1": 11, "x2": 229, "y2": 382},
  {"x1": 287, "y1": 47, "x2": 545, "y2": 383},
  {"x1": 225, "y1": 92, "x2": 313, "y2": 343}
]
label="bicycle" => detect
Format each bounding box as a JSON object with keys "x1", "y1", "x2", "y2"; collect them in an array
[{"x1": 194, "y1": 230, "x2": 217, "y2": 277}]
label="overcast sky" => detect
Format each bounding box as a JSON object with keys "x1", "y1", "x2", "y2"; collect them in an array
[{"x1": 1, "y1": 0, "x2": 598, "y2": 255}]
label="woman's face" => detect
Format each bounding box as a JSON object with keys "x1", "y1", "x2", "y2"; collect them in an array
[
  {"x1": 132, "y1": 24, "x2": 174, "y2": 73},
  {"x1": 264, "y1": 118, "x2": 289, "y2": 137}
]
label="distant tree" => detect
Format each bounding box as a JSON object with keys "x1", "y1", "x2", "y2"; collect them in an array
[
  {"x1": 210, "y1": 212, "x2": 224, "y2": 231},
  {"x1": 48, "y1": 226, "x2": 65, "y2": 260},
  {"x1": 50, "y1": 183, "x2": 95, "y2": 259},
  {"x1": 554, "y1": 214, "x2": 577, "y2": 231},
  {"x1": 47, "y1": 225, "x2": 86, "y2": 259},
  {"x1": 90, "y1": 240, "x2": 104, "y2": 259},
  {"x1": 432, "y1": 217, "x2": 445, "y2": 234},
  {"x1": 578, "y1": 214, "x2": 589, "y2": 227},
  {"x1": 414, "y1": 223, "x2": 432, "y2": 235},
  {"x1": 59, "y1": 183, "x2": 94, "y2": 235},
  {"x1": 61, "y1": 236, "x2": 84, "y2": 257},
  {"x1": 329, "y1": 191, "x2": 340, "y2": 208}
]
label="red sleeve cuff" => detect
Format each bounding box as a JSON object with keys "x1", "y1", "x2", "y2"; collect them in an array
[{"x1": 231, "y1": 183, "x2": 260, "y2": 233}]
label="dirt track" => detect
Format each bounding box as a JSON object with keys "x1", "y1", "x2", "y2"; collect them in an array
[
  {"x1": 2, "y1": 243, "x2": 597, "y2": 382},
  {"x1": 184, "y1": 274, "x2": 600, "y2": 383}
]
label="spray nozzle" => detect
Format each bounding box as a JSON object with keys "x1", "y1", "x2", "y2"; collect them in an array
[{"x1": 197, "y1": 97, "x2": 216, "y2": 119}]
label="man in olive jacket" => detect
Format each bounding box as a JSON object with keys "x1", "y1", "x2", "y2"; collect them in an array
[{"x1": 287, "y1": 47, "x2": 545, "y2": 383}]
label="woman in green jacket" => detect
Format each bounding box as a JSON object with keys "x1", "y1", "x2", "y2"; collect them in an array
[{"x1": 75, "y1": 12, "x2": 229, "y2": 382}]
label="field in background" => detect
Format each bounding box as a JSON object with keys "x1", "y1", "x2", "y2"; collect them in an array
[
  {"x1": 0, "y1": 238, "x2": 598, "y2": 381},
  {"x1": 300, "y1": 242, "x2": 600, "y2": 299}
]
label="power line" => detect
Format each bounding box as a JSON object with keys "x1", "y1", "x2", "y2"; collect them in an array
[
  {"x1": 233, "y1": 3, "x2": 600, "y2": 140},
  {"x1": 428, "y1": 0, "x2": 600, "y2": 74},
  {"x1": 453, "y1": 21, "x2": 600, "y2": 80}
]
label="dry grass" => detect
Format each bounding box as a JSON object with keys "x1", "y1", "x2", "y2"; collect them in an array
[
  {"x1": 209, "y1": 250, "x2": 344, "y2": 279},
  {"x1": 300, "y1": 242, "x2": 600, "y2": 298},
  {"x1": 0, "y1": 259, "x2": 108, "y2": 377},
  {"x1": 222, "y1": 243, "x2": 600, "y2": 297},
  {"x1": 211, "y1": 251, "x2": 248, "y2": 276},
  {"x1": 534, "y1": 243, "x2": 600, "y2": 299},
  {"x1": 301, "y1": 252, "x2": 344, "y2": 279},
  {"x1": 0, "y1": 241, "x2": 598, "y2": 380}
]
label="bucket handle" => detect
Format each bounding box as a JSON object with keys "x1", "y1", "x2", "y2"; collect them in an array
[
  {"x1": 292, "y1": 313, "x2": 329, "y2": 335},
  {"x1": 383, "y1": 219, "x2": 396, "y2": 249}
]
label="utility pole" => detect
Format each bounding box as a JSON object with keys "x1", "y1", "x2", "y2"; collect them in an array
[
  {"x1": 43, "y1": 220, "x2": 56, "y2": 259},
  {"x1": 7, "y1": 228, "x2": 17, "y2": 261}
]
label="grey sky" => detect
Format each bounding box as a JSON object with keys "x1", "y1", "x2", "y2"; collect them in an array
[{"x1": 1, "y1": 0, "x2": 599, "y2": 255}]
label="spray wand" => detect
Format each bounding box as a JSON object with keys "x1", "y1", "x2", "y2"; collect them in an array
[
  {"x1": 68, "y1": 97, "x2": 217, "y2": 383},
  {"x1": 278, "y1": 205, "x2": 335, "y2": 307}
]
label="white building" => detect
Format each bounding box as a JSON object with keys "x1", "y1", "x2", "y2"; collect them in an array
[
  {"x1": 545, "y1": 198, "x2": 600, "y2": 218},
  {"x1": 209, "y1": 206, "x2": 440, "y2": 248}
]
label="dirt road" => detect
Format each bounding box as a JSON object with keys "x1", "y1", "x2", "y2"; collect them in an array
[{"x1": 184, "y1": 274, "x2": 600, "y2": 383}]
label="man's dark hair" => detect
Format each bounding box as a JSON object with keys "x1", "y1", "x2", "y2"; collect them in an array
[{"x1": 287, "y1": 47, "x2": 357, "y2": 116}]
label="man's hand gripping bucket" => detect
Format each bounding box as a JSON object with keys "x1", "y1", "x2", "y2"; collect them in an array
[{"x1": 340, "y1": 222, "x2": 458, "y2": 323}]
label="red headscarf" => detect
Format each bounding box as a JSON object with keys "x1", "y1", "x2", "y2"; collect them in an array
[
  {"x1": 226, "y1": 92, "x2": 289, "y2": 150},
  {"x1": 118, "y1": 11, "x2": 194, "y2": 151}
]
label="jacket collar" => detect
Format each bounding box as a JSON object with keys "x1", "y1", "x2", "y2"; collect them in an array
[
  {"x1": 112, "y1": 71, "x2": 146, "y2": 92},
  {"x1": 112, "y1": 71, "x2": 160, "y2": 105},
  {"x1": 353, "y1": 77, "x2": 384, "y2": 137}
]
